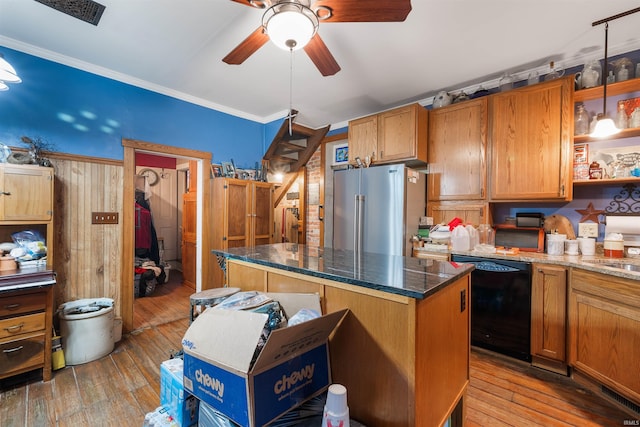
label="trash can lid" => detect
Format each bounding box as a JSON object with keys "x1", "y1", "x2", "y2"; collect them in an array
[{"x1": 58, "y1": 298, "x2": 114, "y2": 316}]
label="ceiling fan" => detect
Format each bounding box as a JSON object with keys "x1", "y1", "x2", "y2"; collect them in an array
[{"x1": 223, "y1": 0, "x2": 412, "y2": 76}]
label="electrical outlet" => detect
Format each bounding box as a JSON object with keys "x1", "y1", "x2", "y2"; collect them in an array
[
  {"x1": 578, "y1": 222, "x2": 598, "y2": 238},
  {"x1": 92, "y1": 212, "x2": 119, "y2": 224}
]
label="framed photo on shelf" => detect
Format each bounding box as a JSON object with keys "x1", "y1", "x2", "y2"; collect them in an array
[
  {"x1": 332, "y1": 143, "x2": 349, "y2": 166},
  {"x1": 221, "y1": 161, "x2": 235, "y2": 178},
  {"x1": 211, "y1": 164, "x2": 223, "y2": 178}
]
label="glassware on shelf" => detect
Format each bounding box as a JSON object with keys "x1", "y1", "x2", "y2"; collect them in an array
[
  {"x1": 606, "y1": 70, "x2": 616, "y2": 84},
  {"x1": 613, "y1": 57, "x2": 634, "y2": 80},
  {"x1": 615, "y1": 101, "x2": 628, "y2": 129},
  {"x1": 577, "y1": 60, "x2": 601, "y2": 88},
  {"x1": 630, "y1": 107, "x2": 640, "y2": 128},
  {"x1": 616, "y1": 64, "x2": 630, "y2": 82},
  {"x1": 527, "y1": 71, "x2": 539, "y2": 86},
  {"x1": 574, "y1": 104, "x2": 590, "y2": 135},
  {"x1": 499, "y1": 73, "x2": 514, "y2": 92},
  {"x1": 589, "y1": 116, "x2": 599, "y2": 133},
  {"x1": 544, "y1": 61, "x2": 565, "y2": 81}
]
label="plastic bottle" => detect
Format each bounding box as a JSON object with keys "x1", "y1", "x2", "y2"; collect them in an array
[
  {"x1": 466, "y1": 225, "x2": 479, "y2": 249},
  {"x1": 322, "y1": 384, "x2": 350, "y2": 427},
  {"x1": 451, "y1": 225, "x2": 470, "y2": 251}
]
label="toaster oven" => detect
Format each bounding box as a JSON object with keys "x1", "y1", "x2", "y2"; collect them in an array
[{"x1": 494, "y1": 224, "x2": 545, "y2": 252}]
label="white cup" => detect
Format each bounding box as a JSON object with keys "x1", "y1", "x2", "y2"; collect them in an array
[{"x1": 578, "y1": 237, "x2": 596, "y2": 256}]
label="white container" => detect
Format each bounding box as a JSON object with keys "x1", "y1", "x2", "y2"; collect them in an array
[
  {"x1": 546, "y1": 234, "x2": 566, "y2": 256},
  {"x1": 322, "y1": 384, "x2": 350, "y2": 427},
  {"x1": 59, "y1": 298, "x2": 115, "y2": 365},
  {"x1": 564, "y1": 240, "x2": 579, "y2": 255},
  {"x1": 578, "y1": 237, "x2": 596, "y2": 256},
  {"x1": 451, "y1": 225, "x2": 470, "y2": 251}
]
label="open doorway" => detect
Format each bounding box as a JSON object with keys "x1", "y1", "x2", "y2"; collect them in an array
[{"x1": 121, "y1": 139, "x2": 212, "y2": 333}]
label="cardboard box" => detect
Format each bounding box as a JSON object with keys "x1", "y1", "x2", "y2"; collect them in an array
[
  {"x1": 181, "y1": 293, "x2": 347, "y2": 427},
  {"x1": 160, "y1": 358, "x2": 199, "y2": 426}
]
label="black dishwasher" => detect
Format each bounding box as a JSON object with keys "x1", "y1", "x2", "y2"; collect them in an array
[{"x1": 451, "y1": 255, "x2": 532, "y2": 362}]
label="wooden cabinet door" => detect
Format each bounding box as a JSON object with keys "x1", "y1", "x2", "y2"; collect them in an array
[
  {"x1": 569, "y1": 269, "x2": 640, "y2": 404},
  {"x1": 348, "y1": 115, "x2": 377, "y2": 165},
  {"x1": 225, "y1": 180, "x2": 250, "y2": 249},
  {"x1": 428, "y1": 99, "x2": 487, "y2": 200},
  {"x1": 531, "y1": 264, "x2": 567, "y2": 369},
  {"x1": 0, "y1": 164, "x2": 53, "y2": 221},
  {"x1": 427, "y1": 202, "x2": 490, "y2": 227},
  {"x1": 251, "y1": 182, "x2": 273, "y2": 247},
  {"x1": 377, "y1": 105, "x2": 418, "y2": 163},
  {"x1": 489, "y1": 76, "x2": 572, "y2": 201}
]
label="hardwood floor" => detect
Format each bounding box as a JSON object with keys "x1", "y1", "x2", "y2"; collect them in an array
[{"x1": 0, "y1": 272, "x2": 636, "y2": 426}]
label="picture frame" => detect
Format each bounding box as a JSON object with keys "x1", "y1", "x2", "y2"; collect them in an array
[
  {"x1": 211, "y1": 164, "x2": 223, "y2": 178},
  {"x1": 332, "y1": 143, "x2": 349, "y2": 166},
  {"x1": 221, "y1": 161, "x2": 235, "y2": 178}
]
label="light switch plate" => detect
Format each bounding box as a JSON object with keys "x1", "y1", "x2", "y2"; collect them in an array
[
  {"x1": 92, "y1": 212, "x2": 119, "y2": 224},
  {"x1": 578, "y1": 222, "x2": 598, "y2": 238}
]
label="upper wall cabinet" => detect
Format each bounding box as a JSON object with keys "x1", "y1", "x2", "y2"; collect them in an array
[
  {"x1": 489, "y1": 76, "x2": 573, "y2": 202},
  {"x1": 0, "y1": 164, "x2": 53, "y2": 221},
  {"x1": 348, "y1": 103, "x2": 428, "y2": 167},
  {"x1": 428, "y1": 98, "x2": 488, "y2": 201}
]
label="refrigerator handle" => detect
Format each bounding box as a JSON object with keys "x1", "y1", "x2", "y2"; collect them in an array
[{"x1": 354, "y1": 194, "x2": 365, "y2": 252}]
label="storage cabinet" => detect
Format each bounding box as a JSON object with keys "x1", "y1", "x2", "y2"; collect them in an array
[
  {"x1": 428, "y1": 98, "x2": 488, "y2": 201},
  {"x1": 211, "y1": 178, "x2": 273, "y2": 286},
  {"x1": 569, "y1": 268, "x2": 640, "y2": 406},
  {"x1": 427, "y1": 201, "x2": 491, "y2": 227},
  {"x1": 489, "y1": 76, "x2": 573, "y2": 201},
  {"x1": 0, "y1": 282, "x2": 55, "y2": 382},
  {"x1": 348, "y1": 103, "x2": 427, "y2": 166},
  {"x1": 0, "y1": 164, "x2": 53, "y2": 221},
  {"x1": 531, "y1": 264, "x2": 567, "y2": 374}
]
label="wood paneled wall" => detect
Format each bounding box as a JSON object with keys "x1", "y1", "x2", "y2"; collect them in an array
[{"x1": 50, "y1": 156, "x2": 124, "y2": 316}]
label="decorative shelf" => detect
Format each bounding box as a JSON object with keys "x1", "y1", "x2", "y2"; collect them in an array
[
  {"x1": 574, "y1": 127, "x2": 640, "y2": 143},
  {"x1": 573, "y1": 177, "x2": 640, "y2": 186},
  {"x1": 573, "y1": 77, "x2": 640, "y2": 102}
]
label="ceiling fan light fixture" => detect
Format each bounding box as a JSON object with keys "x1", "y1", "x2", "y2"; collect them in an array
[
  {"x1": 263, "y1": 2, "x2": 318, "y2": 51},
  {"x1": 0, "y1": 54, "x2": 21, "y2": 84}
]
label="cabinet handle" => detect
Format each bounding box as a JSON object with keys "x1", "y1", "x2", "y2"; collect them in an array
[
  {"x1": 0, "y1": 191, "x2": 10, "y2": 196},
  {"x1": 3, "y1": 345, "x2": 24, "y2": 354},
  {"x1": 319, "y1": 204, "x2": 324, "y2": 221},
  {"x1": 4, "y1": 323, "x2": 24, "y2": 333},
  {"x1": 4, "y1": 303, "x2": 20, "y2": 311}
]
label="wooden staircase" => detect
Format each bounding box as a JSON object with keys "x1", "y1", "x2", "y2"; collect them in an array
[{"x1": 263, "y1": 111, "x2": 330, "y2": 205}]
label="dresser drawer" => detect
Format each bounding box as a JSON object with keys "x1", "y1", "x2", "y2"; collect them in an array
[
  {"x1": 0, "y1": 333, "x2": 45, "y2": 376},
  {"x1": 0, "y1": 291, "x2": 47, "y2": 318},
  {"x1": 0, "y1": 312, "x2": 45, "y2": 339}
]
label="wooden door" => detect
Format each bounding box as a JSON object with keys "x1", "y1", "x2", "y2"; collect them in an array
[
  {"x1": 225, "y1": 180, "x2": 250, "y2": 249},
  {"x1": 428, "y1": 99, "x2": 487, "y2": 200},
  {"x1": 251, "y1": 182, "x2": 273, "y2": 246},
  {"x1": 181, "y1": 161, "x2": 197, "y2": 289},
  {"x1": 489, "y1": 76, "x2": 572, "y2": 201}
]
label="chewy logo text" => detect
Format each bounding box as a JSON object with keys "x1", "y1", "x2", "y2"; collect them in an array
[
  {"x1": 195, "y1": 369, "x2": 224, "y2": 398},
  {"x1": 273, "y1": 364, "x2": 315, "y2": 394}
]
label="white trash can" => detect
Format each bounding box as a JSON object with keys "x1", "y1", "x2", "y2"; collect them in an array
[{"x1": 59, "y1": 298, "x2": 115, "y2": 365}]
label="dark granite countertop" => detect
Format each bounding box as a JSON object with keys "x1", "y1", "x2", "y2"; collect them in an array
[
  {"x1": 0, "y1": 267, "x2": 56, "y2": 293},
  {"x1": 213, "y1": 243, "x2": 474, "y2": 299}
]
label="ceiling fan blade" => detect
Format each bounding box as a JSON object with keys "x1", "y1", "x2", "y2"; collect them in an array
[
  {"x1": 222, "y1": 26, "x2": 270, "y2": 65},
  {"x1": 313, "y1": 0, "x2": 411, "y2": 22},
  {"x1": 304, "y1": 34, "x2": 341, "y2": 76},
  {"x1": 229, "y1": 0, "x2": 271, "y2": 8}
]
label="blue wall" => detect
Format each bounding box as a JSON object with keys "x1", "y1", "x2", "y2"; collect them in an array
[{"x1": 0, "y1": 47, "x2": 284, "y2": 168}]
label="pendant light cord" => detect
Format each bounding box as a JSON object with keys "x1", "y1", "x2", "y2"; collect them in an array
[
  {"x1": 602, "y1": 22, "x2": 608, "y2": 117},
  {"x1": 289, "y1": 47, "x2": 294, "y2": 135}
]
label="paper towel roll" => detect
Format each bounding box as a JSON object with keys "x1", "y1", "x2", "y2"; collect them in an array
[{"x1": 605, "y1": 215, "x2": 640, "y2": 235}]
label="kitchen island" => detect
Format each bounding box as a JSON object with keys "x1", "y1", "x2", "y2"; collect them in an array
[{"x1": 213, "y1": 243, "x2": 474, "y2": 427}]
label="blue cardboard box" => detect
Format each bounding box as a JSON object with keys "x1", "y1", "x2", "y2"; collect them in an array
[
  {"x1": 181, "y1": 293, "x2": 347, "y2": 427},
  {"x1": 160, "y1": 358, "x2": 199, "y2": 426}
]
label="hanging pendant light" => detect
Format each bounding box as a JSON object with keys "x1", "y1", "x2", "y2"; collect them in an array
[{"x1": 590, "y1": 7, "x2": 640, "y2": 138}]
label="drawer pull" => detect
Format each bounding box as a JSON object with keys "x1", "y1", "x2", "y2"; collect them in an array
[
  {"x1": 3, "y1": 345, "x2": 24, "y2": 354},
  {"x1": 4, "y1": 303, "x2": 20, "y2": 311},
  {"x1": 4, "y1": 323, "x2": 25, "y2": 333}
]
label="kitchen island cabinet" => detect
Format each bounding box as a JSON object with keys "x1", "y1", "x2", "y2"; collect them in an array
[
  {"x1": 216, "y1": 244, "x2": 473, "y2": 427},
  {"x1": 569, "y1": 268, "x2": 640, "y2": 408},
  {"x1": 489, "y1": 76, "x2": 573, "y2": 201}
]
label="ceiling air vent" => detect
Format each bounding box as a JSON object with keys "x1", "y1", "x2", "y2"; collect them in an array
[{"x1": 34, "y1": 0, "x2": 106, "y2": 26}]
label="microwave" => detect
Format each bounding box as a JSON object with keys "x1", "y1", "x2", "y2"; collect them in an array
[{"x1": 494, "y1": 224, "x2": 545, "y2": 252}]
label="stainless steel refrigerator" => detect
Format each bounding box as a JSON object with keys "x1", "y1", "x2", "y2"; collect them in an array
[{"x1": 332, "y1": 164, "x2": 426, "y2": 256}]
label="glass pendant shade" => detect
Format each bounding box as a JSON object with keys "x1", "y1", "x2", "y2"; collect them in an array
[
  {"x1": 264, "y1": 3, "x2": 318, "y2": 51},
  {"x1": 591, "y1": 116, "x2": 620, "y2": 138}
]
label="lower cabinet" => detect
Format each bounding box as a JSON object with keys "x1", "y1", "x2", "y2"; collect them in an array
[
  {"x1": 0, "y1": 286, "x2": 54, "y2": 382},
  {"x1": 569, "y1": 269, "x2": 640, "y2": 407},
  {"x1": 531, "y1": 264, "x2": 567, "y2": 374}
]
